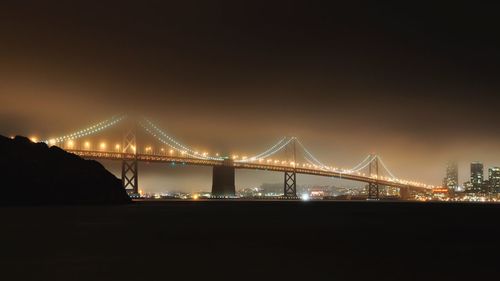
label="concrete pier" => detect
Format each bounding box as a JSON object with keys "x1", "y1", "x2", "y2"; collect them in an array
[{"x1": 211, "y1": 159, "x2": 235, "y2": 197}]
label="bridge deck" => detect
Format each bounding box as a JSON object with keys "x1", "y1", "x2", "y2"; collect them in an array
[{"x1": 68, "y1": 149, "x2": 425, "y2": 191}]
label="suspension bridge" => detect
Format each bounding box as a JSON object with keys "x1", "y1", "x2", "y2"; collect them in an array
[{"x1": 38, "y1": 115, "x2": 434, "y2": 199}]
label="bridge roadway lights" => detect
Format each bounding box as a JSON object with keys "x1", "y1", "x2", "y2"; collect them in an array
[
  {"x1": 284, "y1": 171, "x2": 297, "y2": 197},
  {"x1": 211, "y1": 159, "x2": 235, "y2": 197}
]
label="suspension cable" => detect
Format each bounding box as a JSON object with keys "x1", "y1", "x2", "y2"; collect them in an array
[
  {"x1": 43, "y1": 115, "x2": 126, "y2": 145},
  {"x1": 141, "y1": 118, "x2": 224, "y2": 160},
  {"x1": 376, "y1": 155, "x2": 398, "y2": 179},
  {"x1": 237, "y1": 137, "x2": 294, "y2": 162},
  {"x1": 295, "y1": 139, "x2": 329, "y2": 168}
]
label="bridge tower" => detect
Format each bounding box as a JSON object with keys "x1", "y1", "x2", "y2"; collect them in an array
[
  {"x1": 283, "y1": 138, "x2": 297, "y2": 197},
  {"x1": 121, "y1": 122, "x2": 139, "y2": 195},
  {"x1": 368, "y1": 154, "x2": 379, "y2": 200}
]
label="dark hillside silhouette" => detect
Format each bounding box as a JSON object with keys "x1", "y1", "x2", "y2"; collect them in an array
[{"x1": 0, "y1": 135, "x2": 130, "y2": 205}]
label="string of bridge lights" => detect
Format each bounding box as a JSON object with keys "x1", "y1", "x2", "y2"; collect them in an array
[
  {"x1": 258, "y1": 137, "x2": 295, "y2": 159},
  {"x1": 265, "y1": 138, "x2": 401, "y2": 183},
  {"x1": 235, "y1": 137, "x2": 387, "y2": 182},
  {"x1": 142, "y1": 119, "x2": 206, "y2": 156},
  {"x1": 237, "y1": 137, "x2": 295, "y2": 162},
  {"x1": 238, "y1": 136, "x2": 383, "y2": 177},
  {"x1": 348, "y1": 154, "x2": 377, "y2": 173},
  {"x1": 348, "y1": 154, "x2": 374, "y2": 171},
  {"x1": 141, "y1": 119, "x2": 224, "y2": 161},
  {"x1": 346, "y1": 154, "x2": 393, "y2": 178},
  {"x1": 295, "y1": 139, "x2": 330, "y2": 169},
  {"x1": 377, "y1": 156, "x2": 398, "y2": 180},
  {"x1": 142, "y1": 125, "x2": 209, "y2": 160},
  {"x1": 237, "y1": 137, "x2": 288, "y2": 161},
  {"x1": 43, "y1": 115, "x2": 125, "y2": 145}
]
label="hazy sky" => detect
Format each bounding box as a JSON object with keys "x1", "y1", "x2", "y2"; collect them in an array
[{"x1": 1, "y1": 1, "x2": 499, "y2": 192}]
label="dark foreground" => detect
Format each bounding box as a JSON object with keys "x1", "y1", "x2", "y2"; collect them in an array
[
  {"x1": 1, "y1": 201, "x2": 499, "y2": 280},
  {"x1": 0, "y1": 135, "x2": 130, "y2": 205}
]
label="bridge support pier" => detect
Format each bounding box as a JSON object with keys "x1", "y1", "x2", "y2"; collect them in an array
[
  {"x1": 122, "y1": 159, "x2": 138, "y2": 194},
  {"x1": 368, "y1": 154, "x2": 379, "y2": 200},
  {"x1": 211, "y1": 160, "x2": 235, "y2": 197},
  {"x1": 368, "y1": 183, "x2": 379, "y2": 200},
  {"x1": 400, "y1": 187, "x2": 410, "y2": 200},
  {"x1": 284, "y1": 171, "x2": 297, "y2": 197},
  {"x1": 122, "y1": 121, "x2": 138, "y2": 195}
]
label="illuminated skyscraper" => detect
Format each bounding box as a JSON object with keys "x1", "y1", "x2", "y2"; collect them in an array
[
  {"x1": 443, "y1": 161, "x2": 459, "y2": 191},
  {"x1": 489, "y1": 167, "x2": 500, "y2": 194},
  {"x1": 470, "y1": 162, "x2": 484, "y2": 193}
]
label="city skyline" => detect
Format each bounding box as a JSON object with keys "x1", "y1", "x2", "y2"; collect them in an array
[{"x1": 445, "y1": 160, "x2": 500, "y2": 194}]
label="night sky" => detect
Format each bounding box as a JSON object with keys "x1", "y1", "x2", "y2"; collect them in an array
[{"x1": 1, "y1": 1, "x2": 499, "y2": 191}]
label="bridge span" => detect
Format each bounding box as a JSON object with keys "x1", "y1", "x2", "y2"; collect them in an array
[{"x1": 35, "y1": 115, "x2": 434, "y2": 199}]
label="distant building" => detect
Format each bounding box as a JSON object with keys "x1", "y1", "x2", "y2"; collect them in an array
[
  {"x1": 310, "y1": 190, "x2": 325, "y2": 198},
  {"x1": 464, "y1": 181, "x2": 473, "y2": 193},
  {"x1": 385, "y1": 186, "x2": 400, "y2": 197},
  {"x1": 432, "y1": 187, "x2": 449, "y2": 199},
  {"x1": 470, "y1": 162, "x2": 484, "y2": 193},
  {"x1": 443, "y1": 161, "x2": 459, "y2": 192},
  {"x1": 489, "y1": 167, "x2": 500, "y2": 194},
  {"x1": 239, "y1": 187, "x2": 265, "y2": 197}
]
